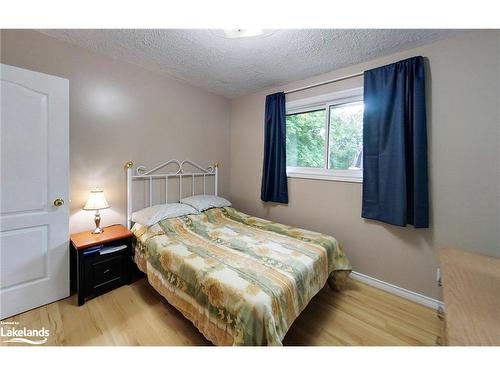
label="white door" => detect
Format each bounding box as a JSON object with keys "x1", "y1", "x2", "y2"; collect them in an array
[{"x1": 0, "y1": 64, "x2": 69, "y2": 319}]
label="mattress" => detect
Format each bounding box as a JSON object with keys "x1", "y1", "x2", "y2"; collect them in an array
[{"x1": 132, "y1": 207, "x2": 351, "y2": 345}]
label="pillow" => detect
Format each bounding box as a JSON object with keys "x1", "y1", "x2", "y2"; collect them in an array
[
  {"x1": 180, "y1": 195, "x2": 232, "y2": 212},
  {"x1": 131, "y1": 203, "x2": 199, "y2": 226}
]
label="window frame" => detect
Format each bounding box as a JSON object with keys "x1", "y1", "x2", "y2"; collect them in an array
[{"x1": 286, "y1": 87, "x2": 364, "y2": 183}]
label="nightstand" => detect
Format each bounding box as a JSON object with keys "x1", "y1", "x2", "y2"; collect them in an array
[{"x1": 70, "y1": 224, "x2": 133, "y2": 306}]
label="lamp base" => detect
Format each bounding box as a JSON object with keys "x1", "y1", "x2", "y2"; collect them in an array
[
  {"x1": 91, "y1": 210, "x2": 104, "y2": 235},
  {"x1": 92, "y1": 226, "x2": 104, "y2": 234}
]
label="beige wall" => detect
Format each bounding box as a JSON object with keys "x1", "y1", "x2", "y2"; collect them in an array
[
  {"x1": 228, "y1": 30, "x2": 500, "y2": 300},
  {"x1": 1, "y1": 29, "x2": 232, "y2": 233}
]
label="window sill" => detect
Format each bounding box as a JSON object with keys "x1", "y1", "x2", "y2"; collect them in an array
[{"x1": 286, "y1": 167, "x2": 363, "y2": 183}]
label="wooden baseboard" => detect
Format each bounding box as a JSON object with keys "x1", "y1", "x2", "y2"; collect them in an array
[{"x1": 350, "y1": 271, "x2": 445, "y2": 311}]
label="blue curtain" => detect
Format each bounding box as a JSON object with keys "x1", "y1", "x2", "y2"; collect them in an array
[
  {"x1": 362, "y1": 56, "x2": 429, "y2": 228},
  {"x1": 261, "y1": 92, "x2": 288, "y2": 203}
]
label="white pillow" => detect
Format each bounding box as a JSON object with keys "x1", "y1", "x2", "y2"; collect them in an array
[
  {"x1": 131, "y1": 203, "x2": 199, "y2": 226},
  {"x1": 180, "y1": 195, "x2": 232, "y2": 212}
]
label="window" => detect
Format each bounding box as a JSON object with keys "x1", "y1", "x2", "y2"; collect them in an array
[{"x1": 286, "y1": 88, "x2": 363, "y2": 182}]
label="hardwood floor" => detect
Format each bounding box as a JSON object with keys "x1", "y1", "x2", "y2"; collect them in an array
[{"x1": 1, "y1": 278, "x2": 443, "y2": 346}]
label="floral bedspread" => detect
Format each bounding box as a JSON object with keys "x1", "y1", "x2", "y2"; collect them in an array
[{"x1": 132, "y1": 207, "x2": 351, "y2": 345}]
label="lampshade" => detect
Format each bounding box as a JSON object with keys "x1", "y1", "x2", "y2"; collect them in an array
[{"x1": 83, "y1": 189, "x2": 110, "y2": 210}]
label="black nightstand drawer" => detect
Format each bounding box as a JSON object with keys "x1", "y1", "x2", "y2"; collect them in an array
[
  {"x1": 84, "y1": 250, "x2": 129, "y2": 295},
  {"x1": 92, "y1": 255, "x2": 122, "y2": 286},
  {"x1": 76, "y1": 243, "x2": 132, "y2": 304}
]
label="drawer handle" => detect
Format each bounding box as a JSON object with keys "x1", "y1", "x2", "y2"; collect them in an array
[{"x1": 103, "y1": 269, "x2": 110, "y2": 274}]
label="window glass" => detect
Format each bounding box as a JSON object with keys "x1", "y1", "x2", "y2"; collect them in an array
[
  {"x1": 328, "y1": 101, "x2": 364, "y2": 170},
  {"x1": 286, "y1": 109, "x2": 326, "y2": 168}
]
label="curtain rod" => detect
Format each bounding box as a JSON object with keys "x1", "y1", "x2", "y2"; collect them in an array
[{"x1": 284, "y1": 71, "x2": 364, "y2": 95}]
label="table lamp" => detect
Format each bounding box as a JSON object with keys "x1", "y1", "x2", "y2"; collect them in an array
[{"x1": 83, "y1": 188, "x2": 110, "y2": 234}]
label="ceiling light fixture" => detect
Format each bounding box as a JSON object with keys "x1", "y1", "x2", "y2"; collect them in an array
[{"x1": 223, "y1": 29, "x2": 264, "y2": 38}]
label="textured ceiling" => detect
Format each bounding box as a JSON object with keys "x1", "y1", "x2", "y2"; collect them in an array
[{"x1": 39, "y1": 29, "x2": 458, "y2": 98}]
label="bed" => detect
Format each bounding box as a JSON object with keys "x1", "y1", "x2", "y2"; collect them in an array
[{"x1": 126, "y1": 159, "x2": 351, "y2": 345}]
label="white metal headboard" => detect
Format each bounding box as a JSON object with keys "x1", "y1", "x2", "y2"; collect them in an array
[{"x1": 125, "y1": 159, "x2": 218, "y2": 229}]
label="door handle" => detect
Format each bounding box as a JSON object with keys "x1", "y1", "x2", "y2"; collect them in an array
[{"x1": 53, "y1": 198, "x2": 65, "y2": 207}]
